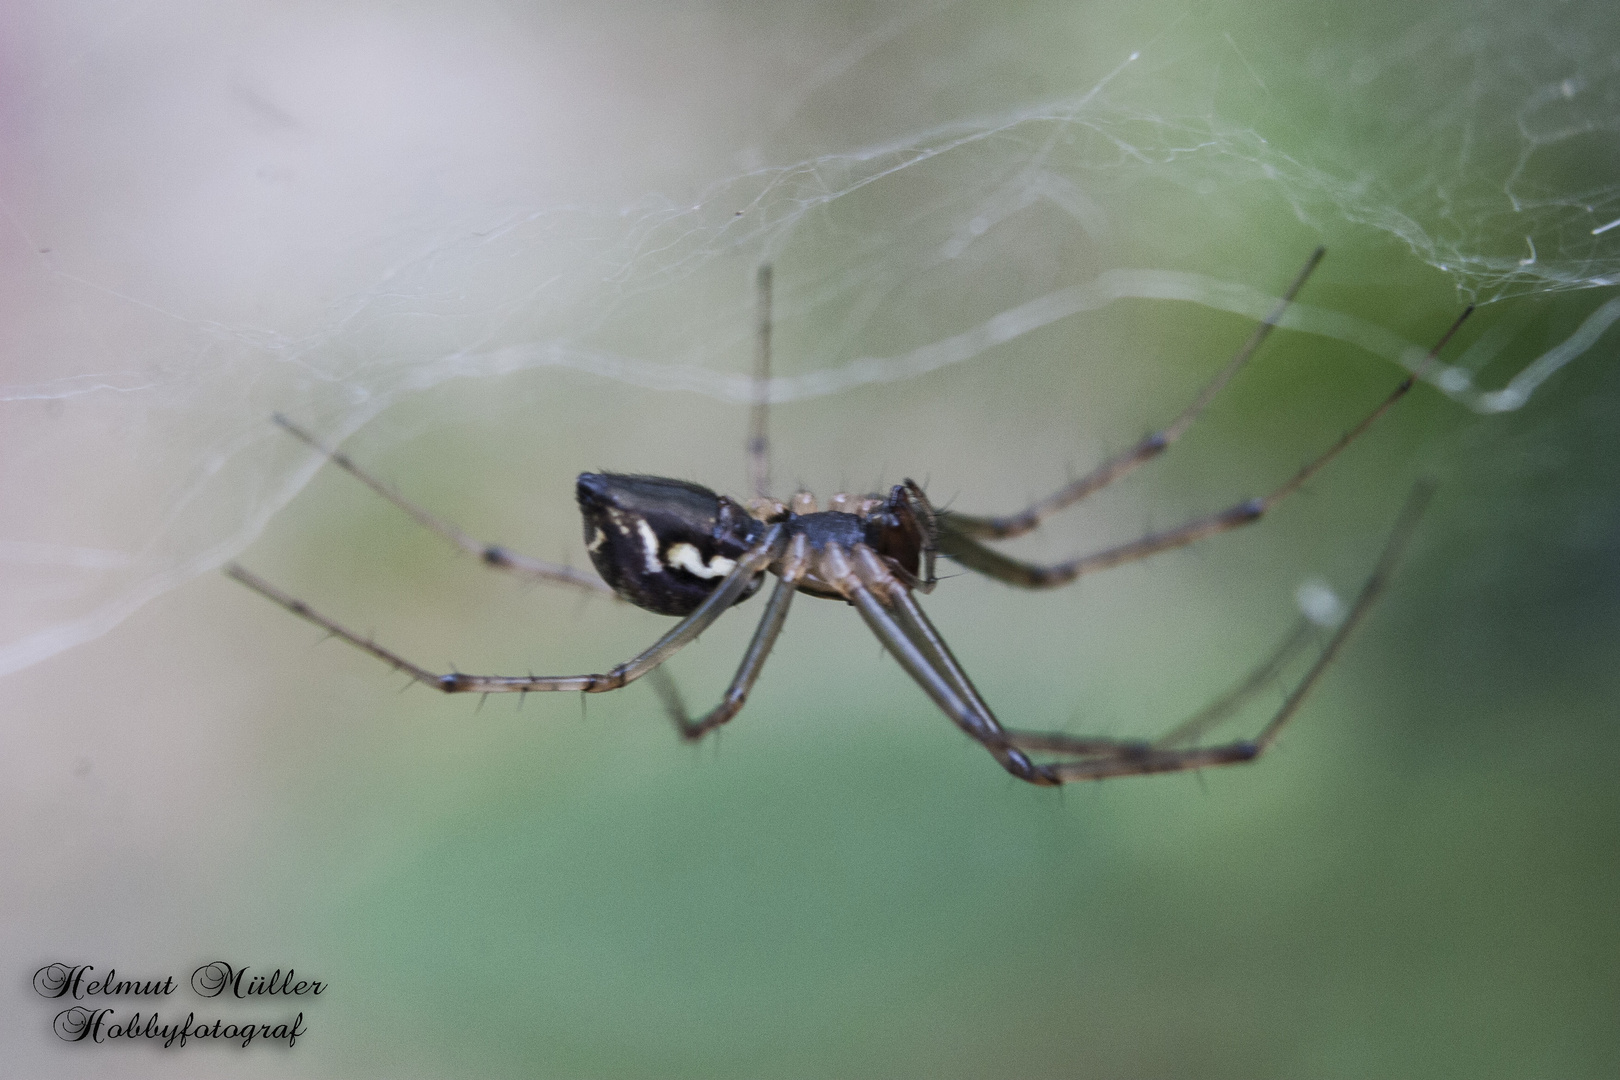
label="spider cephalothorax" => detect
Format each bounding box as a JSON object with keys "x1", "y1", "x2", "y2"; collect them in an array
[{"x1": 229, "y1": 251, "x2": 1462, "y2": 786}]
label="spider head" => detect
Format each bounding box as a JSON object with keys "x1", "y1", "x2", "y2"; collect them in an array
[
  {"x1": 575, "y1": 473, "x2": 767, "y2": 616},
  {"x1": 863, "y1": 480, "x2": 939, "y2": 588}
]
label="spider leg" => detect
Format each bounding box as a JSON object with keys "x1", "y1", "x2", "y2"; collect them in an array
[
  {"x1": 272, "y1": 414, "x2": 613, "y2": 596},
  {"x1": 990, "y1": 481, "x2": 1434, "y2": 781},
  {"x1": 976, "y1": 621, "x2": 1317, "y2": 760},
  {"x1": 650, "y1": 535, "x2": 809, "y2": 741},
  {"x1": 819, "y1": 541, "x2": 1059, "y2": 785},
  {"x1": 850, "y1": 545, "x2": 989, "y2": 728},
  {"x1": 938, "y1": 307, "x2": 1471, "y2": 590},
  {"x1": 1153, "y1": 616, "x2": 1316, "y2": 748},
  {"x1": 936, "y1": 380, "x2": 1405, "y2": 587},
  {"x1": 225, "y1": 526, "x2": 784, "y2": 695},
  {"x1": 748, "y1": 264, "x2": 773, "y2": 499},
  {"x1": 944, "y1": 248, "x2": 1325, "y2": 541}
]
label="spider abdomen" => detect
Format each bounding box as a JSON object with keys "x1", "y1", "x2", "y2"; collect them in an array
[{"x1": 576, "y1": 472, "x2": 766, "y2": 616}]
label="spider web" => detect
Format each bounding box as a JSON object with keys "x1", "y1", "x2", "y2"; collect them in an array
[{"x1": 1, "y1": 0, "x2": 1617, "y2": 678}]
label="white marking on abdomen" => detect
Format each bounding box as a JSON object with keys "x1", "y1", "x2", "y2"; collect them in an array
[
  {"x1": 635, "y1": 518, "x2": 663, "y2": 574},
  {"x1": 667, "y1": 542, "x2": 735, "y2": 580}
]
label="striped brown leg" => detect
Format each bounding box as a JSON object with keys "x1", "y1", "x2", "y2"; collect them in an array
[
  {"x1": 940, "y1": 309, "x2": 1472, "y2": 590},
  {"x1": 824, "y1": 483, "x2": 1430, "y2": 785},
  {"x1": 944, "y1": 247, "x2": 1326, "y2": 542},
  {"x1": 224, "y1": 526, "x2": 784, "y2": 695},
  {"x1": 649, "y1": 535, "x2": 809, "y2": 740},
  {"x1": 818, "y1": 541, "x2": 1060, "y2": 784},
  {"x1": 992, "y1": 482, "x2": 1434, "y2": 781},
  {"x1": 748, "y1": 264, "x2": 774, "y2": 499},
  {"x1": 272, "y1": 414, "x2": 613, "y2": 596},
  {"x1": 1154, "y1": 617, "x2": 1317, "y2": 748}
]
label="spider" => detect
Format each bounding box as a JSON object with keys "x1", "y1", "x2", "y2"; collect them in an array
[{"x1": 227, "y1": 252, "x2": 1468, "y2": 786}]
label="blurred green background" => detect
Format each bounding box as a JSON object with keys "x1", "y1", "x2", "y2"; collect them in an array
[{"x1": 3, "y1": 1, "x2": 1617, "y2": 1078}]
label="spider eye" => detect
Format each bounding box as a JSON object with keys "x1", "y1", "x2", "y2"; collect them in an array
[{"x1": 576, "y1": 473, "x2": 764, "y2": 615}]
